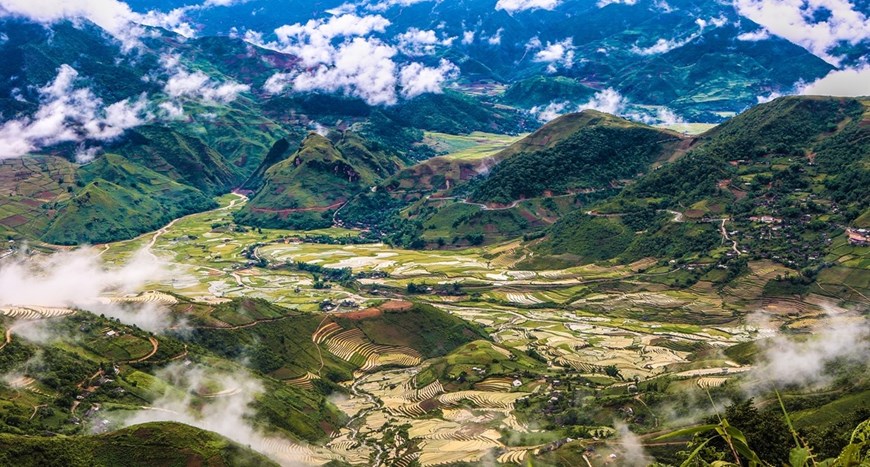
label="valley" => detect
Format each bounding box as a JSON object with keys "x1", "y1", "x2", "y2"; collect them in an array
[
  {"x1": 0, "y1": 1, "x2": 868, "y2": 463},
  {"x1": 2, "y1": 123, "x2": 863, "y2": 464}
]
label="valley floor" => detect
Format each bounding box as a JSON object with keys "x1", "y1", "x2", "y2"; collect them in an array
[{"x1": 2, "y1": 191, "x2": 868, "y2": 466}]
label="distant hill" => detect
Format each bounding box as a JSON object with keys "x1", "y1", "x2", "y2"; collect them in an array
[
  {"x1": 0, "y1": 422, "x2": 279, "y2": 467},
  {"x1": 235, "y1": 132, "x2": 406, "y2": 229},
  {"x1": 500, "y1": 76, "x2": 597, "y2": 109},
  {"x1": 470, "y1": 110, "x2": 684, "y2": 203},
  {"x1": 529, "y1": 96, "x2": 870, "y2": 272},
  {"x1": 338, "y1": 110, "x2": 687, "y2": 247}
]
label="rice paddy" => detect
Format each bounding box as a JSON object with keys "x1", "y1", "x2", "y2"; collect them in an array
[{"x1": 4, "y1": 190, "x2": 845, "y2": 466}]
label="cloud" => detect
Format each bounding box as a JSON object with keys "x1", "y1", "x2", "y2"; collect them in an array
[
  {"x1": 366, "y1": 0, "x2": 432, "y2": 11},
  {"x1": 399, "y1": 59, "x2": 458, "y2": 98},
  {"x1": 251, "y1": 13, "x2": 455, "y2": 104},
  {"x1": 461, "y1": 30, "x2": 475, "y2": 45},
  {"x1": 535, "y1": 89, "x2": 685, "y2": 125},
  {"x1": 0, "y1": 248, "x2": 179, "y2": 332},
  {"x1": 0, "y1": 0, "x2": 143, "y2": 49},
  {"x1": 117, "y1": 362, "x2": 312, "y2": 465},
  {"x1": 630, "y1": 17, "x2": 722, "y2": 55},
  {"x1": 733, "y1": 0, "x2": 870, "y2": 64},
  {"x1": 0, "y1": 65, "x2": 150, "y2": 159},
  {"x1": 164, "y1": 69, "x2": 250, "y2": 104},
  {"x1": 798, "y1": 65, "x2": 870, "y2": 96},
  {"x1": 738, "y1": 28, "x2": 771, "y2": 41},
  {"x1": 160, "y1": 55, "x2": 250, "y2": 104},
  {"x1": 0, "y1": 0, "x2": 199, "y2": 49},
  {"x1": 597, "y1": 0, "x2": 638, "y2": 7},
  {"x1": 118, "y1": 363, "x2": 266, "y2": 447},
  {"x1": 270, "y1": 13, "x2": 390, "y2": 67},
  {"x1": 579, "y1": 88, "x2": 628, "y2": 114},
  {"x1": 396, "y1": 27, "x2": 452, "y2": 56},
  {"x1": 747, "y1": 306, "x2": 870, "y2": 390},
  {"x1": 609, "y1": 422, "x2": 654, "y2": 467},
  {"x1": 290, "y1": 37, "x2": 399, "y2": 105},
  {"x1": 531, "y1": 37, "x2": 575, "y2": 72},
  {"x1": 530, "y1": 101, "x2": 570, "y2": 122},
  {"x1": 487, "y1": 28, "x2": 503, "y2": 45},
  {"x1": 495, "y1": 0, "x2": 561, "y2": 12}
]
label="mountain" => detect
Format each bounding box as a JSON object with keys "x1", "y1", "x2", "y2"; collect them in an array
[
  {"x1": 337, "y1": 110, "x2": 688, "y2": 247},
  {"x1": 528, "y1": 96, "x2": 870, "y2": 273},
  {"x1": 500, "y1": 76, "x2": 598, "y2": 109},
  {"x1": 235, "y1": 132, "x2": 406, "y2": 229},
  {"x1": 470, "y1": 110, "x2": 685, "y2": 203},
  {"x1": 124, "y1": 0, "x2": 845, "y2": 118},
  {"x1": 0, "y1": 422, "x2": 279, "y2": 467},
  {"x1": 41, "y1": 155, "x2": 215, "y2": 245}
]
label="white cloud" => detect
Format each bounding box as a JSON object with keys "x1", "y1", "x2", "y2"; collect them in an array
[
  {"x1": 203, "y1": 0, "x2": 247, "y2": 5},
  {"x1": 0, "y1": 65, "x2": 150, "y2": 158},
  {"x1": 530, "y1": 101, "x2": 569, "y2": 122},
  {"x1": 366, "y1": 0, "x2": 432, "y2": 11},
  {"x1": 461, "y1": 30, "x2": 475, "y2": 45},
  {"x1": 797, "y1": 65, "x2": 870, "y2": 96},
  {"x1": 250, "y1": 13, "x2": 454, "y2": 104},
  {"x1": 262, "y1": 73, "x2": 292, "y2": 94},
  {"x1": 609, "y1": 422, "x2": 653, "y2": 467},
  {"x1": 597, "y1": 0, "x2": 638, "y2": 7},
  {"x1": 535, "y1": 89, "x2": 685, "y2": 125},
  {"x1": 271, "y1": 13, "x2": 390, "y2": 67},
  {"x1": 630, "y1": 17, "x2": 723, "y2": 55},
  {"x1": 738, "y1": 28, "x2": 771, "y2": 41},
  {"x1": 291, "y1": 37, "x2": 399, "y2": 105},
  {"x1": 495, "y1": 0, "x2": 561, "y2": 12},
  {"x1": 733, "y1": 0, "x2": 870, "y2": 64},
  {"x1": 487, "y1": 28, "x2": 504, "y2": 45},
  {"x1": 399, "y1": 59, "x2": 458, "y2": 98},
  {"x1": 0, "y1": 248, "x2": 180, "y2": 332},
  {"x1": 748, "y1": 306, "x2": 870, "y2": 390},
  {"x1": 757, "y1": 91, "x2": 783, "y2": 103},
  {"x1": 164, "y1": 69, "x2": 249, "y2": 103},
  {"x1": 532, "y1": 37, "x2": 575, "y2": 72},
  {"x1": 160, "y1": 55, "x2": 250, "y2": 104},
  {"x1": 396, "y1": 27, "x2": 439, "y2": 56},
  {"x1": 579, "y1": 88, "x2": 628, "y2": 114},
  {"x1": 0, "y1": 0, "x2": 142, "y2": 49},
  {"x1": 0, "y1": 0, "x2": 199, "y2": 49}
]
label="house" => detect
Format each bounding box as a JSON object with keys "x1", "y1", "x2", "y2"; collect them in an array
[
  {"x1": 847, "y1": 229, "x2": 870, "y2": 246},
  {"x1": 749, "y1": 215, "x2": 782, "y2": 224}
]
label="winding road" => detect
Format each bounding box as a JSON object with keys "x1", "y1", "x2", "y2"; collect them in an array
[
  {"x1": 719, "y1": 218, "x2": 741, "y2": 256},
  {"x1": 144, "y1": 192, "x2": 248, "y2": 262}
]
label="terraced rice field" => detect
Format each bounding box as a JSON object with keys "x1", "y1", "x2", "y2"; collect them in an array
[
  {"x1": 314, "y1": 321, "x2": 422, "y2": 371},
  {"x1": 103, "y1": 291, "x2": 178, "y2": 306},
  {"x1": 0, "y1": 306, "x2": 76, "y2": 320}
]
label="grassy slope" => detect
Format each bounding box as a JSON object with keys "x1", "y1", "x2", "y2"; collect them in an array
[
  {"x1": 532, "y1": 96, "x2": 869, "y2": 269},
  {"x1": 470, "y1": 111, "x2": 684, "y2": 203},
  {"x1": 0, "y1": 422, "x2": 278, "y2": 467},
  {"x1": 236, "y1": 132, "x2": 404, "y2": 229},
  {"x1": 188, "y1": 301, "x2": 486, "y2": 383},
  {"x1": 42, "y1": 155, "x2": 215, "y2": 244},
  {"x1": 499, "y1": 76, "x2": 597, "y2": 108}
]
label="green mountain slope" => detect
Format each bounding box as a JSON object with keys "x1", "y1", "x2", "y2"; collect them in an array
[
  {"x1": 235, "y1": 132, "x2": 404, "y2": 229},
  {"x1": 42, "y1": 155, "x2": 215, "y2": 244},
  {"x1": 186, "y1": 300, "x2": 487, "y2": 384},
  {"x1": 529, "y1": 96, "x2": 870, "y2": 273},
  {"x1": 108, "y1": 126, "x2": 242, "y2": 195},
  {"x1": 0, "y1": 422, "x2": 278, "y2": 467},
  {"x1": 500, "y1": 76, "x2": 597, "y2": 109},
  {"x1": 470, "y1": 110, "x2": 684, "y2": 203}
]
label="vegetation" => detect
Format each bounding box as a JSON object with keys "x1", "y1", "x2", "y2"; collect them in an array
[{"x1": 0, "y1": 422, "x2": 279, "y2": 467}]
